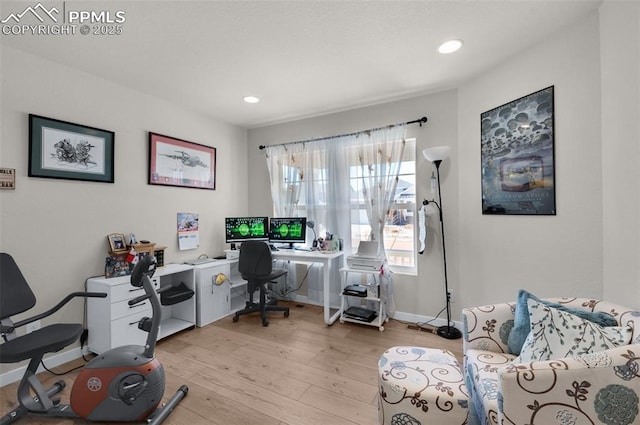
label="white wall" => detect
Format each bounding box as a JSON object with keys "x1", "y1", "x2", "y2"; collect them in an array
[
  {"x1": 458, "y1": 11, "x2": 605, "y2": 303},
  {"x1": 0, "y1": 47, "x2": 247, "y2": 374},
  {"x1": 599, "y1": 0, "x2": 640, "y2": 305}
]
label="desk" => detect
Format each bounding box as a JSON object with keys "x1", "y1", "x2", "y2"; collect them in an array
[{"x1": 272, "y1": 250, "x2": 344, "y2": 325}]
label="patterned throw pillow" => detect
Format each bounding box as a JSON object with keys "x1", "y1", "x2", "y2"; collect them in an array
[
  {"x1": 507, "y1": 289, "x2": 619, "y2": 355},
  {"x1": 517, "y1": 299, "x2": 632, "y2": 363}
]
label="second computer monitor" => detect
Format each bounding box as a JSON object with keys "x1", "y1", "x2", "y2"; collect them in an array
[{"x1": 269, "y1": 217, "x2": 307, "y2": 248}]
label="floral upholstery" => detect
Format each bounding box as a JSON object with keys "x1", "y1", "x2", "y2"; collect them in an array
[
  {"x1": 378, "y1": 346, "x2": 469, "y2": 425},
  {"x1": 462, "y1": 297, "x2": 640, "y2": 425}
]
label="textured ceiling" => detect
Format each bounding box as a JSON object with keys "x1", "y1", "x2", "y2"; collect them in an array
[{"x1": 1, "y1": 0, "x2": 602, "y2": 128}]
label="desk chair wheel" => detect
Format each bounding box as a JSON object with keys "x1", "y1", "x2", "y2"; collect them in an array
[
  {"x1": 284, "y1": 310, "x2": 290, "y2": 318},
  {"x1": 262, "y1": 318, "x2": 269, "y2": 326},
  {"x1": 233, "y1": 314, "x2": 239, "y2": 322}
]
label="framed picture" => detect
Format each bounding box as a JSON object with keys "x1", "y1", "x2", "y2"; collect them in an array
[
  {"x1": 29, "y1": 114, "x2": 114, "y2": 183},
  {"x1": 480, "y1": 86, "x2": 556, "y2": 215},
  {"x1": 107, "y1": 233, "x2": 128, "y2": 253},
  {"x1": 148, "y1": 132, "x2": 216, "y2": 189}
]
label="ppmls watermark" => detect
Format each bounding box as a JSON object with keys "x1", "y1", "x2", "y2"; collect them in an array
[{"x1": 1, "y1": 2, "x2": 126, "y2": 36}]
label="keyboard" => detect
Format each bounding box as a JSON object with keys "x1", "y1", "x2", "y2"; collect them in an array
[{"x1": 185, "y1": 258, "x2": 217, "y2": 265}]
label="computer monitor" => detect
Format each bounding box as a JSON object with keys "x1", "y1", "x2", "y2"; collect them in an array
[
  {"x1": 269, "y1": 217, "x2": 307, "y2": 248},
  {"x1": 224, "y1": 217, "x2": 269, "y2": 246}
]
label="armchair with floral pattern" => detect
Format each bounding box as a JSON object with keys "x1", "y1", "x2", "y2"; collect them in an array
[{"x1": 462, "y1": 296, "x2": 640, "y2": 425}]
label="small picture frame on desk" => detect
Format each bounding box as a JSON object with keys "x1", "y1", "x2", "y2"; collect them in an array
[{"x1": 107, "y1": 233, "x2": 127, "y2": 253}]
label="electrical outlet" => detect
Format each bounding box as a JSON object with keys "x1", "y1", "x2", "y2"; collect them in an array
[
  {"x1": 26, "y1": 320, "x2": 41, "y2": 334},
  {"x1": 448, "y1": 291, "x2": 454, "y2": 304}
]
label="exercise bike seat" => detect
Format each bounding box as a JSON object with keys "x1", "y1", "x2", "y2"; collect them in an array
[{"x1": 0, "y1": 253, "x2": 84, "y2": 364}]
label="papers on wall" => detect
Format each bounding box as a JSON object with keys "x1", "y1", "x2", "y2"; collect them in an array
[{"x1": 177, "y1": 212, "x2": 199, "y2": 250}]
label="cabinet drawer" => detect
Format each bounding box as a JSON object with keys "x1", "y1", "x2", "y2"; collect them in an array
[
  {"x1": 109, "y1": 283, "x2": 146, "y2": 304},
  {"x1": 111, "y1": 297, "x2": 151, "y2": 320},
  {"x1": 111, "y1": 310, "x2": 150, "y2": 348}
]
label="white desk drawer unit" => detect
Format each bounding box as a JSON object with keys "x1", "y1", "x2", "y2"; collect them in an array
[
  {"x1": 193, "y1": 261, "x2": 234, "y2": 327},
  {"x1": 87, "y1": 263, "x2": 196, "y2": 354}
]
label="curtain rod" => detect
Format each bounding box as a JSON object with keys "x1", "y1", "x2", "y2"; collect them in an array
[{"x1": 258, "y1": 116, "x2": 427, "y2": 150}]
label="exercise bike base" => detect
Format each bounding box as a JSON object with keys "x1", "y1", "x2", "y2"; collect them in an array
[
  {"x1": 0, "y1": 380, "x2": 66, "y2": 425},
  {"x1": 146, "y1": 385, "x2": 189, "y2": 425}
]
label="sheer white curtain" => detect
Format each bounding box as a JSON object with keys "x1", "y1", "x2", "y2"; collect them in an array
[
  {"x1": 264, "y1": 139, "x2": 350, "y2": 250},
  {"x1": 308, "y1": 137, "x2": 351, "y2": 252},
  {"x1": 264, "y1": 123, "x2": 407, "y2": 259},
  {"x1": 353, "y1": 125, "x2": 407, "y2": 258},
  {"x1": 265, "y1": 144, "x2": 306, "y2": 217}
]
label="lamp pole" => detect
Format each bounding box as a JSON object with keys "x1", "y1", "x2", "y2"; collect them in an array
[{"x1": 432, "y1": 160, "x2": 461, "y2": 339}]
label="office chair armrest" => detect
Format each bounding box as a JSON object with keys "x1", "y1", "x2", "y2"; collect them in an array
[{"x1": 12, "y1": 291, "x2": 107, "y2": 329}]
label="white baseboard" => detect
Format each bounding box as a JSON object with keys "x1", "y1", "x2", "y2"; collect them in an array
[{"x1": 0, "y1": 347, "x2": 87, "y2": 387}]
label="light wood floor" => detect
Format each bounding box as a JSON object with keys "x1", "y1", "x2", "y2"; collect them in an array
[{"x1": 1, "y1": 302, "x2": 463, "y2": 425}]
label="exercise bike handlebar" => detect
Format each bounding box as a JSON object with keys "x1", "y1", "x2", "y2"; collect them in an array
[
  {"x1": 12, "y1": 291, "x2": 107, "y2": 330},
  {"x1": 131, "y1": 254, "x2": 157, "y2": 287},
  {"x1": 130, "y1": 255, "x2": 161, "y2": 358}
]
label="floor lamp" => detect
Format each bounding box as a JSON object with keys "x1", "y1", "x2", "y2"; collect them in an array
[{"x1": 422, "y1": 146, "x2": 461, "y2": 340}]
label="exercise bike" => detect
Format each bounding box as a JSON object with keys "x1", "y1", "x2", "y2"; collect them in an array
[{"x1": 0, "y1": 253, "x2": 188, "y2": 424}]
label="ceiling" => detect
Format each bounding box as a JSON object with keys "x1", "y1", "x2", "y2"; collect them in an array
[{"x1": 1, "y1": 1, "x2": 602, "y2": 128}]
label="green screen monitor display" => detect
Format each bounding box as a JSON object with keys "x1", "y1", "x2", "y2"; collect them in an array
[
  {"x1": 224, "y1": 217, "x2": 269, "y2": 244},
  {"x1": 268, "y1": 217, "x2": 307, "y2": 247}
]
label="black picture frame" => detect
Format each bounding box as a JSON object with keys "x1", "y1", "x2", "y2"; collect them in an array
[
  {"x1": 29, "y1": 114, "x2": 115, "y2": 183},
  {"x1": 481, "y1": 86, "x2": 556, "y2": 215}
]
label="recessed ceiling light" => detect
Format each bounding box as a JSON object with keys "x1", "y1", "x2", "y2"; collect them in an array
[
  {"x1": 438, "y1": 39, "x2": 463, "y2": 54},
  {"x1": 243, "y1": 96, "x2": 260, "y2": 104}
]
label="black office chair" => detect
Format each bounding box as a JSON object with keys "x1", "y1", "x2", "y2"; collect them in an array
[{"x1": 232, "y1": 241, "x2": 290, "y2": 326}]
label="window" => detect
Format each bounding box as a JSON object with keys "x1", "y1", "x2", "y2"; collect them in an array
[
  {"x1": 349, "y1": 138, "x2": 416, "y2": 272},
  {"x1": 268, "y1": 136, "x2": 416, "y2": 273}
]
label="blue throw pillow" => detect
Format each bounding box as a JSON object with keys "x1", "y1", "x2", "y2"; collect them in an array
[{"x1": 507, "y1": 289, "x2": 618, "y2": 355}]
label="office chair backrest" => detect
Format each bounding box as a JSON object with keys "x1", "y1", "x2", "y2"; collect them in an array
[
  {"x1": 238, "y1": 241, "x2": 273, "y2": 279},
  {"x1": 0, "y1": 253, "x2": 37, "y2": 320}
]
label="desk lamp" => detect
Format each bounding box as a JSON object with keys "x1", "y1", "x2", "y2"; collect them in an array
[
  {"x1": 423, "y1": 146, "x2": 461, "y2": 340},
  {"x1": 306, "y1": 220, "x2": 319, "y2": 250}
]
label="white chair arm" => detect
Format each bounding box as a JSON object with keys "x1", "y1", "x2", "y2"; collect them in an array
[{"x1": 463, "y1": 303, "x2": 515, "y2": 354}]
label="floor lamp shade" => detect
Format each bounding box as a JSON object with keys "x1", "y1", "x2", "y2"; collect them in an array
[{"x1": 423, "y1": 146, "x2": 450, "y2": 162}]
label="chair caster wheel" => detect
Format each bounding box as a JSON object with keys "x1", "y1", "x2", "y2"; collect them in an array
[
  {"x1": 284, "y1": 311, "x2": 290, "y2": 318},
  {"x1": 232, "y1": 315, "x2": 239, "y2": 322},
  {"x1": 262, "y1": 318, "x2": 269, "y2": 326}
]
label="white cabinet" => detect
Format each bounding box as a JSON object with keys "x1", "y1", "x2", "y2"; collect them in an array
[
  {"x1": 194, "y1": 262, "x2": 232, "y2": 327},
  {"x1": 339, "y1": 267, "x2": 389, "y2": 331},
  {"x1": 87, "y1": 264, "x2": 196, "y2": 354}
]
